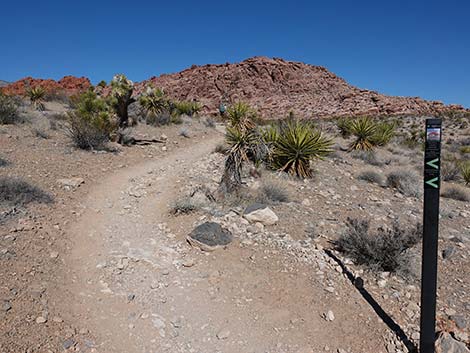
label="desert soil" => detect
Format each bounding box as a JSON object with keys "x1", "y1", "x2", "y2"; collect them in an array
[{"x1": 1, "y1": 101, "x2": 469, "y2": 353}]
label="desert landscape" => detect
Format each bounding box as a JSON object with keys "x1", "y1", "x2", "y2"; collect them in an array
[{"x1": 0, "y1": 57, "x2": 469, "y2": 353}]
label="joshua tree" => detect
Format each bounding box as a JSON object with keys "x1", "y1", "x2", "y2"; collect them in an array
[{"x1": 110, "y1": 74, "x2": 135, "y2": 127}]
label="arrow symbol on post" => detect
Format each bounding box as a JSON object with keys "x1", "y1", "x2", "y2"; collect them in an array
[
  {"x1": 426, "y1": 177, "x2": 439, "y2": 188},
  {"x1": 426, "y1": 158, "x2": 439, "y2": 169}
]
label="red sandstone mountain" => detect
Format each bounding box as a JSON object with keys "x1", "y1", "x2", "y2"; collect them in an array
[
  {"x1": 1, "y1": 76, "x2": 91, "y2": 96},
  {"x1": 3, "y1": 57, "x2": 467, "y2": 118},
  {"x1": 138, "y1": 57, "x2": 467, "y2": 118}
]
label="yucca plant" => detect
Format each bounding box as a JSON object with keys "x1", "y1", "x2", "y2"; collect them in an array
[
  {"x1": 371, "y1": 121, "x2": 396, "y2": 146},
  {"x1": 226, "y1": 102, "x2": 257, "y2": 131},
  {"x1": 26, "y1": 86, "x2": 46, "y2": 111},
  {"x1": 109, "y1": 74, "x2": 135, "y2": 127},
  {"x1": 220, "y1": 127, "x2": 261, "y2": 193},
  {"x1": 139, "y1": 86, "x2": 169, "y2": 121},
  {"x1": 460, "y1": 161, "x2": 470, "y2": 186},
  {"x1": 337, "y1": 118, "x2": 352, "y2": 138},
  {"x1": 348, "y1": 117, "x2": 378, "y2": 151},
  {"x1": 271, "y1": 120, "x2": 332, "y2": 178}
]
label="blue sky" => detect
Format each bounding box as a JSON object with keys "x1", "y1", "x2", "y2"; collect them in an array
[{"x1": 2, "y1": 0, "x2": 469, "y2": 106}]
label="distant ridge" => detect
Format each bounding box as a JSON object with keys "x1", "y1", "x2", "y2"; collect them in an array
[{"x1": 3, "y1": 57, "x2": 468, "y2": 118}]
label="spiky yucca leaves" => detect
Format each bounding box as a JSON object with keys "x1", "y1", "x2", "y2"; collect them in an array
[
  {"x1": 337, "y1": 118, "x2": 352, "y2": 138},
  {"x1": 139, "y1": 86, "x2": 169, "y2": 120},
  {"x1": 110, "y1": 74, "x2": 135, "y2": 127},
  {"x1": 226, "y1": 102, "x2": 257, "y2": 131},
  {"x1": 220, "y1": 127, "x2": 260, "y2": 193},
  {"x1": 26, "y1": 86, "x2": 46, "y2": 111},
  {"x1": 348, "y1": 117, "x2": 378, "y2": 151},
  {"x1": 371, "y1": 122, "x2": 396, "y2": 146},
  {"x1": 272, "y1": 120, "x2": 332, "y2": 178},
  {"x1": 460, "y1": 161, "x2": 470, "y2": 186}
]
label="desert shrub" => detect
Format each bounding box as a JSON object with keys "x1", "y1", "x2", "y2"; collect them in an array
[
  {"x1": 460, "y1": 146, "x2": 470, "y2": 154},
  {"x1": 173, "y1": 101, "x2": 201, "y2": 117},
  {"x1": 400, "y1": 130, "x2": 425, "y2": 150},
  {"x1": 32, "y1": 128, "x2": 50, "y2": 139},
  {"x1": 146, "y1": 111, "x2": 171, "y2": 126},
  {"x1": 226, "y1": 102, "x2": 257, "y2": 131},
  {"x1": 335, "y1": 218, "x2": 422, "y2": 274},
  {"x1": 441, "y1": 158, "x2": 461, "y2": 181},
  {"x1": 26, "y1": 86, "x2": 46, "y2": 111},
  {"x1": 179, "y1": 127, "x2": 190, "y2": 138},
  {"x1": 0, "y1": 156, "x2": 9, "y2": 167},
  {"x1": 214, "y1": 143, "x2": 229, "y2": 154},
  {"x1": 257, "y1": 180, "x2": 289, "y2": 203},
  {"x1": 170, "y1": 113, "x2": 183, "y2": 125},
  {"x1": 97, "y1": 80, "x2": 107, "y2": 88},
  {"x1": 351, "y1": 150, "x2": 383, "y2": 166},
  {"x1": 460, "y1": 161, "x2": 470, "y2": 185},
  {"x1": 170, "y1": 196, "x2": 200, "y2": 215},
  {"x1": 386, "y1": 170, "x2": 421, "y2": 197},
  {"x1": 271, "y1": 119, "x2": 332, "y2": 178},
  {"x1": 337, "y1": 118, "x2": 352, "y2": 138},
  {"x1": 204, "y1": 117, "x2": 216, "y2": 128},
  {"x1": 441, "y1": 185, "x2": 469, "y2": 202},
  {"x1": 0, "y1": 93, "x2": 20, "y2": 124},
  {"x1": 0, "y1": 177, "x2": 53, "y2": 206},
  {"x1": 357, "y1": 170, "x2": 383, "y2": 184},
  {"x1": 348, "y1": 117, "x2": 378, "y2": 151},
  {"x1": 66, "y1": 91, "x2": 115, "y2": 149}
]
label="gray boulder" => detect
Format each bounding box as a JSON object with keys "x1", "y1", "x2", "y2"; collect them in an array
[{"x1": 187, "y1": 222, "x2": 232, "y2": 251}]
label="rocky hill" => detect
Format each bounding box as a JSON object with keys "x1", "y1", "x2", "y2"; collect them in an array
[
  {"x1": 138, "y1": 57, "x2": 467, "y2": 118},
  {"x1": 0, "y1": 80, "x2": 9, "y2": 88},
  {"x1": 3, "y1": 57, "x2": 468, "y2": 118},
  {"x1": 1, "y1": 76, "x2": 91, "y2": 96}
]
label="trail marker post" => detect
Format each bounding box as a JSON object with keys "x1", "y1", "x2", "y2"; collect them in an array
[{"x1": 419, "y1": 118, "x2": 442, "y2": 353}]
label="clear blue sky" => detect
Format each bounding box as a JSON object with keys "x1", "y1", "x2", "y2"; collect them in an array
[{"x1": 2, "y1": 0, "x2": 469, "y2": 107}]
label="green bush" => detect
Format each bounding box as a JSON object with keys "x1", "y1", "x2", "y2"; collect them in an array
[
  {"x1": 460, "y1": 161, "x2": 470, "y2": 185},
  {"x1": 348, "y1": 117, "x2": 378, "y2": 151},
  {"x1": 66, "y1": 91, "x2": 115, "y2": 149},
  {"x1": 0, "y1": 93, "x2": 20, "y2": 124},
  {"x1": 173, "y1": 100, "x2": 202, "y2": 117},
  {"x1": 337, "y1": 118, "x2": 352, "y2": 138},
  {"x1": 271, "y1": 120, "x2": 332, "y2": 178},
  {"x1": 26, "y1": 86, "x2": 46, "y2": 111},
  {"x1": 371, "y1": 122, "x2": 396, "y2": 146},
  {"x1": 226, "y1": 102, "x2": 257, "y2": 131}
]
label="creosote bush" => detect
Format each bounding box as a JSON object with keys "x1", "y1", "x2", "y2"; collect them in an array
[
  {"x1": 386, "y1": 170, "x2": 421, "y2": 197},
  {"x1": 335, "y1": 218, "x2": 422, "y2": 275},
  {"x1": 0, "y1": 177, "x2": 53, "y2": 206},
  {"x1": 0, "y1": 93, "x2": 20, "y2": 124},
  {"x1": 173, "y1": 101, "x2": 202, "y2": 117},
  {"x1": 441, "y1": 185, "x2": 469, "y2": 202}
]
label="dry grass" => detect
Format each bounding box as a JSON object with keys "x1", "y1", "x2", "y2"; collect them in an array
[{"x1": 0, "y1": 177, "x2": 53, "y2": 206}]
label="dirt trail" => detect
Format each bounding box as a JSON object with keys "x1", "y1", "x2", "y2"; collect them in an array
[{"x1": 63, "y1": 133, "x2": 390, "y2": 353}]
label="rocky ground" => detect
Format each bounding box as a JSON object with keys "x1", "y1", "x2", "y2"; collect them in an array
[{"x1": 0, "y1": 100, "x2": 468, "y2": 353}]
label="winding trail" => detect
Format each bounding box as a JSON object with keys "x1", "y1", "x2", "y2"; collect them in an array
[{"x1": 63, "y1": 134, "x2": 389, "y2": 353}]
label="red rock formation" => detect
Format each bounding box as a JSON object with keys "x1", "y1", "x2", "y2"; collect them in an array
[
  {"x1": 1, "y1": 76, "x2": 91, "y2": 96},
  {"x1": 136, "y1": 56, "x2": 468, "y2": 118}
]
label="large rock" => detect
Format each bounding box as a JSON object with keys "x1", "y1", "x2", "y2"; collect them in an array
[
  {"x1": 187, "y1": 222, "x2": 232, "y2": 251},
  {"x1": 57, "y1": 177, "x2": 85, "y2": 189},
  {"x1": 436, "y1": 332, "x2": 470, "y2": 353},
  {"x1": 244, "y1": 203, "x2": 278, "y2": 225}
]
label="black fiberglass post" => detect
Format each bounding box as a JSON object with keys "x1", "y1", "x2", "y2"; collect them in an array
[{"x1": 419, "y1": 118, "x2": 442, "y2": 353}]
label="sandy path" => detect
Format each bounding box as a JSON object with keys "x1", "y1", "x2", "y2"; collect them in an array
[{"x1": 63, "y1": 133, "x2": 390, "y2": 353}]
